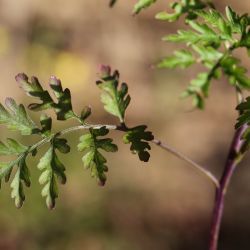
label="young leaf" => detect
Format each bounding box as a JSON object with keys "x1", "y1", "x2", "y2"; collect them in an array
[
  {"x1": 133, "y1": 0, "x2": 157, "y2": 15},
  {"x1": 163, "y1": 21, "x2": 221, "y2": 47},
  {"x1": 0, "y1": 98, "x2": 38, "y2": 135},
  {"x1": 181, "y1": 72, "x2": 210, "y2": 109},
  {"x1": 221, "y1": 55, "x2": 250, "y2": 89},
  {"x1": 123, "y1": 125, "x2": 154, "y2": 162},
  {"x1": 96, "y1": 65, "x2": 131, "y2": 123},
  {"x1": 77, "y1": 127, "x2": 118, "y2": 186},
  {"x1": 15, "y1": 73, "x2": 82, "y2": 122},
  {"x1": 156, "y1": 0, "x2": 207, "y2": 22},
  {"x1": 158, "y1": 50, "x2": 195, "y2": 69},
  {"x1": 37, "y1": 145, "x2": 67, "y2": 209}
]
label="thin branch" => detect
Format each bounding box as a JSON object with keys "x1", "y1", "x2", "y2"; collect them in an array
[{"x1": 152, "y1": 138, "x2": 219, "y2": 188}]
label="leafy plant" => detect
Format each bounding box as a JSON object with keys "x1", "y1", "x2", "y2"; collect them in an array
[
  {"x1": 1, "y1": 1, "x2": 250, "y2": 250},
  {"x1": 0, "y1": 66, "x2": 155, "y2": 210}
]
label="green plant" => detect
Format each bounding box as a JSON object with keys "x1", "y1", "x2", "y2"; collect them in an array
[{"x1": 1, "y1": 1, "x2": 250, "y2": 250}]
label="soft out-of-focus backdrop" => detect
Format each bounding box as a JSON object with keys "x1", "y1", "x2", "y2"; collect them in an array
[{"x1": 0, "y1": 1, "x2": 250, "y2": 249}]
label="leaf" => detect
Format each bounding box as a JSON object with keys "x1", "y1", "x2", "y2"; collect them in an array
[
  {"x1": 15, "y1": 73, "x2": 81, "y2": 121},
  {"x1": 236, "y1": 97, "x2": 250, "y2": 129},
  {"x1": 155, "y1": 0, "x2": 207, "y2": 22},
  {"x1": 123, "y1": 125, "x2": 154, "y2": 162},
  {"x1": 0, "y1": 161, "x2": 16, "y2": 185},
  {"x1": 195, "y1": 9, "x2": 233, "y2": 40},
  {"x1": 164, "y1": 21, "x2": 221, "y2": 47},
  {"x1": 225, "y1": 6, "x2": 242, "y2": 33},
  {"x1": 181, "y1": 72, "x2": 210, "y2": 109},
  {"x1": 0, "y1": 139, "x2": 28, "y2": 155},
  {"x1": 77, "y1": 127, "x2": 118, "y2": 186},
  {"x1": 37, "y1": 145, "x2": 67, "y2": 209},
  {"x1": 221, "y1": 55, "x2": 250, "y2": 89},
  {"x1": 192, "y1": 45, "x2": 223, "y2": 68},
  {"x1": 0, "y1": 98, "x2": 38, "y2": 135},
  {"x1": 158, "y1": 50, "x2": 195, "y2": 69},
  {"x1": 133, "y1": 0, "x2": 157, "y2": 15},
  {"x1": 10, "y1": 157, "x2": 30, "y2": 208},
  {"x1": 49, "y1": 76, "x2": 75, "y2": 120},
  {"x1": 96, "y1": 65, "x2": 131, "y2": 123}
]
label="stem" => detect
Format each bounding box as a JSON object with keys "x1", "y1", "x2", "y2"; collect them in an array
[
  {"x1": 25, "y1": 123, "x2": 217, "y2": 188},
  {"x1": 208, "y1": 124, "x2": 247, "y2": 250},
  {"x1": 152, "y1": 139, "x2": 219, "y2": 188}
]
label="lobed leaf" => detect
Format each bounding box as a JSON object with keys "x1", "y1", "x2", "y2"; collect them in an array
[
  {"x1": 78, "y1": 127, "x2": 118, "y2": 186},
  {"x1": 156, "y1": 0, "x2": 207, "y2": 22},
  {"x1": 37, "y1": 144, "x2": 67, "y2": 209},
  {"x1": 158, "y1": 50, "x2": 195, "y2": 69},
  {"x1": 15, "y1": 73, "x2": 89, "y2": 122},
  {"x1": 133, "y1": 0, "x2": 157, "y2": 15},
  {"x1": 10, "y1": 157, "x2": 30, "y2": 208},
  {"x1": 0, "y1": 139, "x2": 28, "y2": 156},
  {"x1": 221, "y1": 55, "x2": 250, "y2": 89},
  {"x1": 123, "y1": 125, "x2": 154, "y2": 162},
  {"x1": 0, "y1": 98, "x2": 38, "y2": 135},
  {"x1": 96, "y1": 65, "x2": 131, "y2": 123}
]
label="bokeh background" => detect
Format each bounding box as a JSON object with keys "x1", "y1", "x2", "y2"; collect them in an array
[{"x1": 0, "y1": 0, "x2": 250, "y2": 249}]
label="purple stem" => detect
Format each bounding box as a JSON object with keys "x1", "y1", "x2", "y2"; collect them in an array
[{"x1": 209, "y1": 124, "x2": 247, "y2": 250}]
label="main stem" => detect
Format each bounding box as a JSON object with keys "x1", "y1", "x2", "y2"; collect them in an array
[{"x1": 208, "y1": 124, "x2": 246, "y2": 250}]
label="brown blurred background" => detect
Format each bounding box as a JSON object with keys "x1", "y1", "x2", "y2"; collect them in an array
[{"x1": 0, "y1": 0, "x2": 250, "y2": 249}]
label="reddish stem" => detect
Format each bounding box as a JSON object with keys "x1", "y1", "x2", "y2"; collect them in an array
[{"x1": 209, "y1": 125, "x2": 246, "y2": 250}]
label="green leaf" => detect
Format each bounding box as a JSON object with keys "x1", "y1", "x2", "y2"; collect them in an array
[
  {"x1": 15, "y1": 73, "x2": 79, "y2": 121},
  {"x1": 123, "y1": 125, "x2": 154, "y2": 162},
  {"x1": 221, "y1": 55, "x2": 250, "y2": 89},
  {"x1": 0, "y1": 161, "x2": 16, "y2": 185},
  {"x1": 0, "y1": 98, "x2": 38, "y2": 135},
  {"x1": 192, "y1": 45, "x2": 223, "y2": 67},
  {"x1": 225, "y1": 6, "x2": 242, "y2": 33},
  {"x1": 236, "y1": 97, "x2": 250, "y2": 129},
  {"x1": 96, "y1": 65, "x2": 131, "y2": 123},
  {"x1": 133, "y1": 0, "x2": 157, "y2": 15},
  {"x1": 164, "y1": 21, "x2": 221, "y2": 47},
  {"x1": 156, "y1": 0, "x2": 207, "y2": 22},
  {"x1": 37, "y1": 145, "x2": 67, "y2": 209},
  {"x1": 10, "y1": 157, "x2": 30, "y2": 208},
  {"x1": 0, "y1": 139, "x2": 28, "y2": 155},
  {"x1": 78, "y1": 127, "x2": 118, "y2": 186},
  {"x1": 158, "y1": 50, "x2": 195, "y2": 69},
  {"x1": 181, "y1": 72, "x2": 210, "y2": 109},
  {"x1": 195, "y1": 9, "x2": 233, "y2": 40}
]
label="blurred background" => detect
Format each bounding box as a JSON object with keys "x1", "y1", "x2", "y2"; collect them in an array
[{"x1": 0, "y1": 0, "x2": 250, "y2": 249}]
